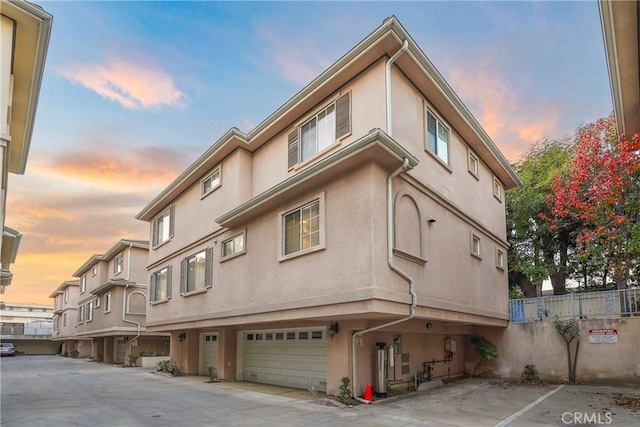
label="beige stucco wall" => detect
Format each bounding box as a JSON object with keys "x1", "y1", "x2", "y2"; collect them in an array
[{"x1": 477, "y1": 319, "x2": 640, "y2": 385}]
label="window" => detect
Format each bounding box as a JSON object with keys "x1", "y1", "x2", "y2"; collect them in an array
[
  {"x1": 95, "y1": 297, "x2": 100, "y2": 308},
  {"x1": 104, "y1": 293, "x2": 111, "y2": 313},
  {"x1": 202, "y1": 167, "x2": 221, "y2": 196},
  {"x1": 63, "y1": 313, "x2": 67, "y2": 327},
  {"x1": 288, "y1": 92, "x2": 351, "y2": 168},
  {"x1": 64, "y1": 289, "x2": 69, "y2": 303},
  {"x1": 493, "y1": 176, "x2": 503, "y2": 202},
  {"x1": 150, "y1": 266, "x2": 172, "y2": 302},
  {"x1": 153, "y1": 206, "x2": 174, "y2": 247},
  {"x1": 80, "y1": 276, "x2": 86, "y2": 294},
  {"x1": 426, "y1": 109, "x2": 450, "y2": 164},
  {"x1": 87, "y1": 302, "x2": 93, "y2": 322},
  {"x1": 496, "y1": 249, "x2": 505, "y2": 270},
  {"x1": 91, "y1": 265, "x2": 97, "y2": 276},
  {"x1": 114, "y1": 253, "x2": 124, "y2": 274},
  {"x1": 78, "y1": 305, "x2": 85, "y2": 323},
  {"x1": 471, "y1": 233, "x2": 482, "y2": 258},
  {"x1": 221, "y1": 232, "x2": 245, "y2": 259},
  {"x1": 180, "y1": 249, "x2": 212, "y2": 294},
  {"x1": 468, "y1": 150, "x2": 479, "y2": 178},
  {"x1": 283, "y1": 199, "x2": 320, "y2": 256}
]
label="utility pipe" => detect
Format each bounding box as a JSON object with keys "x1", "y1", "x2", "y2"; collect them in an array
[
  {"x1": 351, "y1": 157, "x2": 415, "y2": 402},
  {"x1": 122, "y1": 243, "x2": 141, "y2": 362},
  {"x1": 386, "y1": 40, "x2": 409, "y2": 135}
]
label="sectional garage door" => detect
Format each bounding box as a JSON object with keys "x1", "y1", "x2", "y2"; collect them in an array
[
  {"x1": 200, "y1": 333, "x2": 218, "y2": 376},
  {"x1": 243, "y1": 328, "x2": 327, "y2": 392}
]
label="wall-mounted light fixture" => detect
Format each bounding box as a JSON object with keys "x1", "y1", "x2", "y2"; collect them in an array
[
  {"x1": 178, "y1": 332, "x2": 186, "y2": 342},
  {"x1": 328, "y1": 322, "x2": 339, "y2": 339},
  {"x1": 426, "y1": 322, "x2": 433, "y2": 329},
  {"x1": 427, "y1": 217, "x2": 437, "y2": 224}
]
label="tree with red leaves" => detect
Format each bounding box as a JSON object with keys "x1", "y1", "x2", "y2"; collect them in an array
[{"x1": 545, "y1": 114, "x2": 640, "y2": 290}]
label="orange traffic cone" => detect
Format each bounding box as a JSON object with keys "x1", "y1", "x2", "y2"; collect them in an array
[{"x1": 363, "y1": 383, "x2": 373, "y2": 401}]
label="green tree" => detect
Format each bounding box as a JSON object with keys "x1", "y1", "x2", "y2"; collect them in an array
[
  {"x1": 506, "y1": 138, "x2": 573, "y2": 296},
  {"x1": 554, "y1": 318, "x2": 580, "y2": 383}
]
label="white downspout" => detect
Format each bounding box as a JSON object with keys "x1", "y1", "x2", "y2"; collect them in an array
[
  {"x1": 351, "y1": 157, "x2": 415, "y2": 403},
  {"x1": 386, "y1": 40, "x2": 409, "y2": 135},
  {"x1": 121, "y1": 243, "x2": 141, "y2": 362}
]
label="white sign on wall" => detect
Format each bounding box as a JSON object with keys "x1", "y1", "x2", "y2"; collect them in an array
[{"x1": 588, "y1": 329, "x2": 618, "y2": 344}]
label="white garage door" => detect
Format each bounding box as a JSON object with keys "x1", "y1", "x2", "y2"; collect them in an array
[
  {"x1": 243, "y1": 328, "x2": 327, "y2": 392},
  {"x1": 200, "y1": 333, "x2": 218, "y2": 376}
]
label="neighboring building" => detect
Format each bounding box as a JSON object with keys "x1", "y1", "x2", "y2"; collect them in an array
[
  {"x1": 72, "y1": 240, "x2": 169, "y2": 364},
  {"x1": 0, "y1": 0, "x2": 52, "y2": 292},
  {"x1": 49, "y1": 280, "x2": 92, "y2": 357},
  {"x1": 136, "y1": 17, "x2": 520, "y2": 396},
  {"x1": 0, "y1": 301, "x2": 58, "y2": 354},
  {"x1": 599, "y1": 0, "x2": 640, "y2": 136}
]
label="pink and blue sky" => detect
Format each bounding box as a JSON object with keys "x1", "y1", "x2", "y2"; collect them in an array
[{"x1": 5, "y1": 1, "x2": 612, "y2": 305}]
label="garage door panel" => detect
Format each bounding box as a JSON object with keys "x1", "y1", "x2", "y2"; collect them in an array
[{"x1": 243, "y1": 328, "x2": 326, "y2": 392}]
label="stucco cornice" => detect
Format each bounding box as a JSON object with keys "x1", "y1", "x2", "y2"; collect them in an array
[
  {"x1": 4, "y1": 0, "x2": 53, "y2": 175},
  {"x1": 216, "y1": 129, "x2": 419, "y2": 227}
]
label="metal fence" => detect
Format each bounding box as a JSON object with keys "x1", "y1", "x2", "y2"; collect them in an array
[{"x1": 509, "y1": 288, "x2": 640, "y2": 323}]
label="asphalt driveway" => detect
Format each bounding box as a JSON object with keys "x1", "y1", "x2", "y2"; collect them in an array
[{"x1": 1, "y1": 356, "x2": 638, "y2": 426}]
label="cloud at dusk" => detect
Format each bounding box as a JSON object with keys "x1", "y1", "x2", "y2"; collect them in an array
[
  {"x1": 58, "y1": 59, "x2": 185, "y2": 109},
  {"x1": 36, "y1": 145, "x2": 190, "y2": 188}
]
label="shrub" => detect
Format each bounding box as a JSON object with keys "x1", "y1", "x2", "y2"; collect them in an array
[
  {"x1": 522, "y1": 364, "x2": 539, "y2": 381},
  {"x1": 336, "y1": 376, "x2": 351, "y2": 403},
  {"x1": 156, "y1": 359, "x2": 182, "y2": 376}
]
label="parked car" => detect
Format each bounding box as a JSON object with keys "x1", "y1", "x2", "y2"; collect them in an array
[{"x1": 0, "y1": 342, "x2": 17, "y2": 356}]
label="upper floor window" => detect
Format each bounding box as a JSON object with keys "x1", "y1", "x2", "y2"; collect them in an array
[
  {"x1": 496, "y1": 248, "x2": 505, "y2": 270},
  {"x1": 150, "y1": 266, "x2": 172, "y2": 302},
  {"x1": 64, "y1": 288, "x2": 69, "y2": 303},
  {"x1": 288, "y1": 92, "x2": 351, "y2": 168},
  {"x1": 281, "y1": 196, "x2": 325, "y2": 258},
  {"x1": 114, "y1": 253, "x2": 124, "y2": 275},
  {"x1": 202, "y1": 167, "x2": 221, "y2": 196},
  {"x1": 493, "y1": 176, "x2": 504, "y2": 202},
  {"x1": 153, "y1": 206, "x2": 174, "y2": 247},
  {"x1": 468, "y1": 149, "x2": 479, "y2": 178},
  {"x1": 87, "y1": 301, "x2": 94, "y2": 322},
  {"x1": 91, "y1": 265, "x2": 97, "y2": 276},
  {"x1": 78, "y1": 305, "x2": 85, "y2": 323},
  {"x1": 63, "y1": 313, "x2": 67, "y2": 327},
  {"x1": 94, "y1": 297, "x2": 100, "y2": 308},
  {"x1": 180, "y1": 248, "x2": 212, "y2": 294},
  {"x1": 470, "y1": 232, "x2": 482, "y2": 259},
  {"x1": 104, "y1": 293, "x2": 111, "y2": 313},
  {"x1": 80, "y1": 276, "x2": 86, "y2": 294},
  {"x1": 426, "y1": 109, "x2": 449, "y2": 164},
  {"x1": 221, "y1": 232, "x2": 245, "y2": 260}
]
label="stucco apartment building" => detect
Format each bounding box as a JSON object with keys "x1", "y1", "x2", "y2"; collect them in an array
[
  {"x1": 50, "y1": 280, "x2": 92, "y2": 357},
  {"x1": 71, "y1": 240, "x2": 169, "y2": 364},
  {"x1": 0, "y1": 0, "x2": 52, "y2": 293},
  {"x1": 136, "y1": 17, "x2": 520, "y2": 397}
]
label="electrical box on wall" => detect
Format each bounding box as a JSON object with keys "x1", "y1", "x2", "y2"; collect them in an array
[
  {"x1": 393, "y1": 334, "x2": 402, "y2": 354},
  {"x1": 444, "y1": 337, "x2": 456, "y2": 361}
]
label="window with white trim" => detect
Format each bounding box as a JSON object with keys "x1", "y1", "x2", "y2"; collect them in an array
[
  {"x1": 426, "y1": 108, "x2": 450, "y2": 164},
  {"x1": 288, "y1": 92, "x2": 351, "y2": 168},
  {"x1": 63, "y1": 313, "x2": 67, "y2": 327},
  {"x1": 222, "y1": 232, "x2": 245, "y2": 259},
  {"x1": 64, "y1": 289, "x2": 69, "y2": 303},
  {"x1": 470, "y1": 233, "x2": 482, "y2": 258},
  {"x1": 91, "y1": 265, "x2": 97, "y2": 276},
  {"x1": 104, "y1": 292, "x2": 111, "y2": 313},
  {"x1": 468, "y1": 149, "x2": 479, "y2": 178},
  {"x1": 80, "y1": 276, "x2": 86, "y2": 294},
  {"x1": 283, "y1": 199, "x2": 320, "y2": 256},
  {"x1": 180, "y1": 249, "x2": 212, "y2": 294},
  {"x1": 493, "y1": 176, "x2": 503, "y2": 202},
  {"x1": 78, "y1": 305, "x2": 85, "y2": 323},
  {"x1": 153, "y1": 206, "x2": 175, "y2": 247},
  {"x1": 87, "y1": 301, "x2": 93, "y2": 322},
  {"x1": 114, "y1": 252, "x2": 124, "y2": 274},
  {"x1": 150, "y1": 266, "x2": 172, "y2": 301},
  {"x1": 202, "y1": 167, "x2": 221, "y2": 196},
  {"x1": 95, "y1": 297, "x2": 100, "y2": 308},
  {"x1": 496, "y1": 248, "x2": 505, "y2": 270}
]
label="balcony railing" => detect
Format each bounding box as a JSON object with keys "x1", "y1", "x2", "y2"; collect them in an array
[{"x1": 510, "y1": 288, "x2": 640, "y2": 323}]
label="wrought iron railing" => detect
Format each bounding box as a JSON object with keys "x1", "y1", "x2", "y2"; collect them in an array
[{"x1": 509, "y1": 288, "x2": 640, "y2": 323}]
